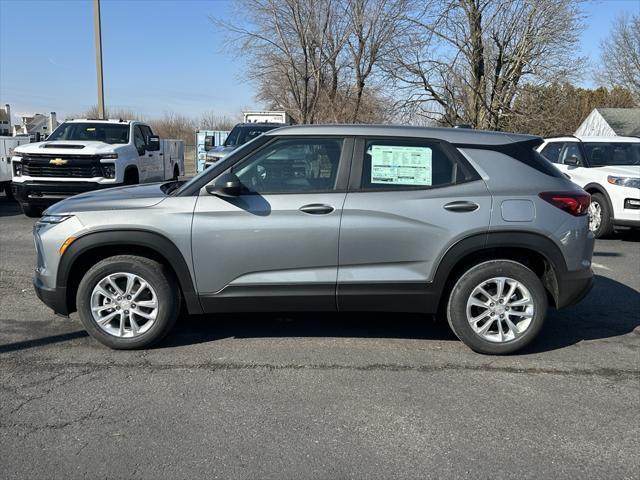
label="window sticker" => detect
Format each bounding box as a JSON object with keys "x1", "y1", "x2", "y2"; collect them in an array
[{"x1": 370, "y1": 145, "x2": 432, "y2": 186}]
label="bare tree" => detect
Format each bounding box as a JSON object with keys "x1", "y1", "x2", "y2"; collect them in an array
[
  {"x1": 388, "y1": 0, "x2": 585, "y2": 129},
  {"x1": 198, "y1": 111, "x2": 238, "y2": 130},
  {"x1": 597, "y1": 13, "x2": 640, "y2": 103},
  {"x1": 344, "y1": 0, "x2": 412, "y2": 121},
  {"x1": 149, "y1": 112, "x2": 195, "y2": 145},
  {"x1": 214, "y1": 0, "x2": 408, "y2": 123},
  {"x1": 504, "y1": 83, "x2": 637, "y2": 136}
]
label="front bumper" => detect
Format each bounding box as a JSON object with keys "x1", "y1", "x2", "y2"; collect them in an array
[
  {"x1": 34, "y1": 275, "x2": 69, "y2": 316},
  {"x1": 12, "y1": 181, "x2": 123, "y2": 206}
]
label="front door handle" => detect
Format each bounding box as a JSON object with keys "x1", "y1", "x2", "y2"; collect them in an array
[
  {"x1": 444, "y1": 201, "x2": 479, "y2": 212},
  {"x1": 299, "y1": 204, "x2": 335, "y2": 215}
]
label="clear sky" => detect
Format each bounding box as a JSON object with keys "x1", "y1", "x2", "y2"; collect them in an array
[{"x1": 1, "y1": 0, "x2": 638, "y2": 123}]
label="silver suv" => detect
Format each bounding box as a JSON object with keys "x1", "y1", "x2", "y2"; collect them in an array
[{"x1": 33, "y1": 125, "x2": 594, "y2": 354}]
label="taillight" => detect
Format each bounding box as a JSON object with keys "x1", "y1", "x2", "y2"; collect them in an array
[{"x1": 538, "y1": 191, "x2": 590, "y2": 216}]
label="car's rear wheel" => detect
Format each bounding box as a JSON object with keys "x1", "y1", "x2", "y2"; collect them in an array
[
  {"x1": 76, "y1": 255, "x2": 180, "y2": 349},
  {"x1": 588, "y1": 193, "x2": 613, "y2": 238},
  {"x1": 446, "y1": 260, "x2": 547, "y2": 354}
]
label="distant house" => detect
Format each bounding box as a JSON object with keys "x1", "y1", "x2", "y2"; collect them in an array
[
  {"x1": 575, "y1": 108, "x2": 640, "y2": 137},
  {"x1": 0, "y1": 104, "x2": 11, "y2": 136},
  {"x1": 12, "y1": 111, "x2": 59, "y2": 140}
]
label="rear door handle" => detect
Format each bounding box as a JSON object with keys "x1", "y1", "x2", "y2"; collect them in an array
[
  {"x1": 299, "y1": 204, "x2": 335, "y2": 215},
  {"x1": 444, "y1": 201, "x2": 479, "y2": 212}
]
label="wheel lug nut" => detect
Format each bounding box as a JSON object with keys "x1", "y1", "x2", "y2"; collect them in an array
[
  {"x1": 505, "y1": 307, "x2": 510, "y2": 311},
  {"x1": 127, "y1": 295, "x2": 131, "y2": 300},
  {"x1": 131, "y1": 304, "x2": 136, "y2": 309},
  {"x1": 117, "y1": 296, "x2": 122, "y2": 301},
  {"x1": 490, "y1": 303, "x2": 495, "y2": 307},
  {"x1": 124, "y1": 310, "x2": 129, "y2": 314},
  {"x1": 116, "y1": 306, "x2": 121, "y2": 310},
  {"x1": 499, "y1": 299, "x2": 503, "y2": 304},
  {"x1": 500, "y1": 314, "x2": 504, "y2": 318}
]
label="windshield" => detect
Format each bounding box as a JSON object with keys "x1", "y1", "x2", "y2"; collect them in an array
[
  {"x1": 47, "y1": 122, "x2": 130, "y2": 144},
  {"x1": 224, "y1": 125, "x2": 278, "y2": 147},
  {"x1": 583, "y1": 142, "x2": 640, "y2": 167}
]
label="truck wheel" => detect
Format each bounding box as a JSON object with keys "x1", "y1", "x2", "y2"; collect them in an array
[
  {"x1": 20, "y1": 203, "x2": 43, "y2": 218},
  {"x1": 76, "y1": 255, "x2": 181, "y2": 349},
  {"x1": 446, "y1": 260, "x2": 547, "y2": 355},
  {"x1": 588, "y1": 193, "x2": 613, "y2": 238},
  {"x1": 124, "y1": 168, "x2": 139, "y2": 185},
  {"x1": 3, "y1": 184, "x2": 14, "y2": 201}
]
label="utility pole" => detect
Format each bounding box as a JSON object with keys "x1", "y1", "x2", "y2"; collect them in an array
[{"x1": 93, "y1": 0, "x2": 105, "y2": 119}]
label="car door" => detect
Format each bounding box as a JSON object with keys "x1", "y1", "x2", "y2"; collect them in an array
[
  {"x1": 337, "y1": 137, "x2": 491, "y2": 312},
  {"x1": 140, "y1": 125, "x2": 163, "y2": 181},
  {"x1": 191, "y1": 136, "x2": 352, "y2": 311},
  {"x1": 133, "y1": 125, "x2": 151, "y2": 181}
]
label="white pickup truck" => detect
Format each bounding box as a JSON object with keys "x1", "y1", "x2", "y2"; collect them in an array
[{"x1": 11, "y1": 119, "x2": 184, "y2": 217}]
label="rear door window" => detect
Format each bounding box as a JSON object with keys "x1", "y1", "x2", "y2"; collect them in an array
[{"x1": 359, "y1": 139, "x2": 457, "y2": 190}]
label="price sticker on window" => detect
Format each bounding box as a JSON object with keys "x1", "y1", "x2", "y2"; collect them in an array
[{"x1": 370, "y1": 145, "x2": 432, "y2": 186}]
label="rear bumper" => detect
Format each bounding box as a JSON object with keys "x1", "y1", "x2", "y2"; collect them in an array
[
  {"x1": 556, "y1": 268, "x2": 594, "y2": 309},
  {"x1": 12, "y1": 181, "x2": 123, "y2": 205},
  {"x1": 34, "y1": 275, "x2": 69, "y2": 316}
]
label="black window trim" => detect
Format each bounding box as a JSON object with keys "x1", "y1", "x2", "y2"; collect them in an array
[
  {"x1": 133, "y1": 124, "x2": 146, "y2": 151},
  {"x1": 348, "y1": 136, "x2": 481, "y2": 193}
]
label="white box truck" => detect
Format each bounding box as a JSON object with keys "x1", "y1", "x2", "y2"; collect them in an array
[{"x1": 11, "y1": 119, "x2": 184, "y2": 217}]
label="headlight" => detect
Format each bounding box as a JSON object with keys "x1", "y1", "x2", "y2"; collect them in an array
[
  {"x1": 38, "y1": 215, "x2": 73, "y2": 224},
  {"x1": 99, "y1": 153, "x2": 119, "y2": 159},
  {"x1": 13, "y1": 161, "x2": 22, "y2": 177},
  {"x1": 101, "y1": 163, "x2": 116, "y2": 179},
  {"x1": 607, "y1": 176, "x2": 640, "y2": 189}
]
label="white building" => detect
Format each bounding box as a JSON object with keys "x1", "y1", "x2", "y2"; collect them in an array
[
  {"x1": 0, "y1": 104, "x2": 11, "y2": 136},
  {"x1": 575, "y1": 108, "x2": 640, "y2": 137},
  {"x1": 13, "y1": 111, "x2": 59, "y2": 140}
]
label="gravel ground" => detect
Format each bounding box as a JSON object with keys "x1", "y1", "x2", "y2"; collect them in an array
[{"x1": 1, "y1": 192, "x2": 638, "y2": 479}]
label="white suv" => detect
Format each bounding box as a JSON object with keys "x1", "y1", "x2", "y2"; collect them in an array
[{"x1": 538, "y1": 136, "x2": 640, "y2": 238}]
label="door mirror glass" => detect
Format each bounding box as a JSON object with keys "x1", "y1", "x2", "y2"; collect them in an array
[
  {"x1": 204, "y1": 135, "x2": 214, "y2": 150},
  {"x1": 206, "y1": 172, "x2": 242, "y2": 197},
  {"x1": 147, "y1": 135, "x2": 160, "y2": 151}
]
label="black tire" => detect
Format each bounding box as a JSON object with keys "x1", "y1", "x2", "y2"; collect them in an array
[
  {"x1": 76, "y1": 255, "x2": 181, "y2": 349},
  {"x1": 3, "y1": 183, "x2": 14, "y2": 201},
  {"x1": 124, "y1": 168, "x2": 139, "y2": 185},
  {"x1": 589, "y1": 193, "x2": 613, "y2": 239},
  {"x1": 20, "y1": 202, "x2": 43, "y2": 218},
  {"x1": 446, "y1": 260, "x2": 548, "y2": 355}
]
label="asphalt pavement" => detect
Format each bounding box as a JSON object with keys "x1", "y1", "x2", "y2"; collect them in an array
[{"x1": 1, "y1": 192, "x2": 638, "y2": 479}]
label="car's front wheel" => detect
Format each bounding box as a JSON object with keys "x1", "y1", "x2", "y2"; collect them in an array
[
  {"x1": 446, "y1": 260, "x2": 548, "y2": 354},
  {"x1": 76, "y1": 255, "x2": 181, "y2": 349}
]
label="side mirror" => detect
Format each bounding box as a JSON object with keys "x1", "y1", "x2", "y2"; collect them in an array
[
  {"x1": 564, "y1": 155, "x2": 580, "y2": 166},
  {"x1": 147, "y1": 135, "x2": 160, "y2": 151},
  {"x1": 205, "y1": 172, "x2": 242, "y2": 197},
  {"x1": 204, "y1": 135, "x2": 214, "y2": 150}
]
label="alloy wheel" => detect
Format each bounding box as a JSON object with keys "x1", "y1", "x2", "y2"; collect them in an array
[
  {"x1": 90, "y1": 272, "x2": 158, "y2": 338},
  {"x1": 588, "y1": 201, "x2": 602, "y2": 232},
  {"x1": 465, "y1": 277, "x2": 535, "y2": 343}
]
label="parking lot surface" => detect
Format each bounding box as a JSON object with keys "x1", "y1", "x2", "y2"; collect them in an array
[{"x1": 1, "y1": 193, "x2": 638, "y2": 479}]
